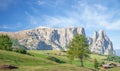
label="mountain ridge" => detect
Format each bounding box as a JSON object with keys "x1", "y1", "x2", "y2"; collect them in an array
[{"x1": 0, "y1": 27, "x2": 114, "y2": 55}]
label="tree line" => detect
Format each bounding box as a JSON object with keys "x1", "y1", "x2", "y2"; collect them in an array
[{"x1": 0, "y1": 35, "x2": 27, "y2": 54}]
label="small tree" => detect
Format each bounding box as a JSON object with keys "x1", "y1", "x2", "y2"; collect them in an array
[
  {"x1": 94, "y1": 59, "x2": 99, "y2": 70},
  {"x1": 67, "y1": 34, "x2": 90, "y2": 67},
  {"x1": 0, "y1": 35, "x2": 12, "y2": 51}
]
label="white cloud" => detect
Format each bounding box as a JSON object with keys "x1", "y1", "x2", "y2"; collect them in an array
[
  {"x1": 36, "y1": 0, "x2": 64, "y2": 8},
  {"x1": 69, "y1": 1, "x2": 120, "y2": 30},
  {"x1": 43, "y1": 15, "x2": 76, "y2": 28},
  {"x1": 25, "y1": 0, "x2": 120, "y2": 30},
  {"x1": 37, "y1": 0, "x2": 46, "y2": 5},
  {"x1": 94, "y1": 4, "x2": 107, "y2": 11},
  {"x1": 106, "y1": 20, "x2": 120, "y2": 30}
]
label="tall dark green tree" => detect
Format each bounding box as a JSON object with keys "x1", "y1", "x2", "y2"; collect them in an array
[
  {"x1": 0, "y1": 35, "x2": 12, "y2": 51},
  {"x1": 67, "y1": 34, "x2": 90, "y2": 67}
]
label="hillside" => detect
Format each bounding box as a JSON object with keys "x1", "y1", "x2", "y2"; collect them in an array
[
  {"x1": 0, "y1": 50, "x2": 93, "y2": 71},
  {"x1": 0, "y1": 50, "x2": 120, "y2": 71},
  {"x1": 0, "y1": 50, "x2": 57, "y2": 66}
]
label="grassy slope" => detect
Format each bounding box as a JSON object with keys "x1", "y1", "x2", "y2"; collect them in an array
[
  {"x1": 0, "y1": 50, "x2": 119, "y2": 71},
  {"x1": 71, "y1": 53, "x2": 107, "y2": 69},
  {"x1": 0, "y1": 50, "x2": 56, "y2": 66},
  {"x1": 0, "y1": 50, "x2": 92, "y2": 71},
  {"x1": 28, "y1": 50, "x2": 120, "y2": 71}
]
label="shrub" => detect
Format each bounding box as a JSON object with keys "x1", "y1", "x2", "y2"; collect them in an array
[
  {"x1": 94, "y1": 59, "x2": 99, "y2": 69},
  {"x1": 14, "y1": 47, "x2": 27, "y2": 54},
  {"x1": 107, "y1": 55, "x2": 120, "y2": 63},
  {"x1": 47, "y1": 56, "x2": 65, "y2": 63},
  {"x1": 102, "y1": 61, "x2": 105, "y2": 64}
]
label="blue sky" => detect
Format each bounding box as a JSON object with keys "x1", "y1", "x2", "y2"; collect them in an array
[{"x1": 0, "y1": 0, "x2": 120, "y2": 49}]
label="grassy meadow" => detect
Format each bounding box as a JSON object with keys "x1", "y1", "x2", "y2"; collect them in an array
[{"x1": 0, "y1": 50, "x2": 120, "y2": 71}]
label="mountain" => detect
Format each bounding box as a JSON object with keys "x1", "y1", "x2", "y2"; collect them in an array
[
  {"x1": 115, "y1": 49, "x2": 120, "y2": 56},
  {"x1": 90, "y1": 30, "x2": 114, "y2": 55},
  {"x1": 0, "y1": 27, "x2": 114, "y2": 55}
]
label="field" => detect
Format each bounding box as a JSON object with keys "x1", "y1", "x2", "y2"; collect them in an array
[{"x1": 0, "y1": 50, "x2": 120, "y2": 71}]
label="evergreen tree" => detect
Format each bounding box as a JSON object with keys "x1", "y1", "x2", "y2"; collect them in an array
[
  {"x1": 67, "y1": 34, "x2": 90, "y2": 67},
  {"x1": 0, "y1": 35, "x2": 12, "y2": 51}
]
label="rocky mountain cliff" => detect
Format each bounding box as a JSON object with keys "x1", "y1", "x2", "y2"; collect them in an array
[
  {"x1": 0, "y1": 27, "x2": 114, "y2": 55},
  {"x1": 90, "y1": 30, "x2": 114, "y2": 55}
]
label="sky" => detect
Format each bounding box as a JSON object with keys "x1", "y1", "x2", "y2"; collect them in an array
[{"x1": 0, "y1": 0, "x2": 120, "y2": 49}]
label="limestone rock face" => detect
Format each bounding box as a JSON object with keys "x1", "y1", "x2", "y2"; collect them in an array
[
  {"x1": 0, "y1": 27, "x2": 114, "y2": 55},
  {"x1": 90, "y1": 30, "x2": 114, "y2": 55},
  {"x1": 18, "y1": 27, "x2": 85, "y2": 50}
]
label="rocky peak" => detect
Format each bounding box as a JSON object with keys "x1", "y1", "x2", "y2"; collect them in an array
[
  {"x1": 90, "y1": 30, "x2": 114, "y2": 55},
  {"x1": 93, "y1": 31, "x2": 98, "y2": 42}
]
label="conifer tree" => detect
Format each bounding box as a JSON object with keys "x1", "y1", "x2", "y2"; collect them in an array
[
  {"x1": 67, "y1": 34, "x2": 90, "y2": 67},
  {"x1": 0, "y1": 35, "x2": 12, "y2": 51}
]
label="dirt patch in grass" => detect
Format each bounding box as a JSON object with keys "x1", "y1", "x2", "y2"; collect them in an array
[{"x1": 0, "y1": 65, "x2": 18, "y2": 70}]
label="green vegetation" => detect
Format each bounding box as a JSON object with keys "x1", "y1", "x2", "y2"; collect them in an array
[
  {"x1": 0, "y1": 50, "x2": 56, "y2": 66},
  {"x1": 107, "y1": 55, "x2": 120, "y2": 63},
  {"x1": 0, "y1": 50, "x2": 120, "y2": 71},
  {"x1": 13, "y1": 47, "x2": 27, "y2": 54},
  {"x1": 0, "y1": 35, "x2": 27, "y2": 54},
  {"x1": 94, "y1": 58, "x2": 99, "y2": 70},
  {"x1": 0, "y1": 35, "x2": 12, "y2": 51},
  {"x1": 67, "y1": 34, "x2": 90, "y2": 67},
  {"x1": 71, "y1": 53, "x2": 106, "y2": 69},
  {"x1": 0, "y1": 50, "x2": 93, "y2": 71},
  {"x1": 47, "y1": 56, "x2": 65, "y2": 63},
  {"x1": 11, "y1": 39, "x2": 26, "y2": 49},
  {"x1": 11, "y1": 39, "x2": 27, "y2": 54}
]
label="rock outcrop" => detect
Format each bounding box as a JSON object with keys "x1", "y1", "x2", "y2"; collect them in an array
[
  {"x1": 90, "y1": 30, "x2": 114, "y2": 55},
  {"x1": 0, "y1": 27, "x2": 114, "y2": 55}
]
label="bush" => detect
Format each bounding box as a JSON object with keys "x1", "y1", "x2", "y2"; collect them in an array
[
  {"x1": 0, "y1": 35, "x2": 12, "y2": 51},
  {"x1": 47, "y1": 56, "x2": 65, "y2": 63},
  {"x1": 94, "y1": 59, "x2": 99, "y2": 69},
  {"x1": 100, "y1": 61, "x2": 105, "y2": 65},
  {"x1": 14, "y1": 47, "x2": 27, "y2": 54},
  {"x1": 107, "y1": 55, "x2": 120, "y2": 63}
]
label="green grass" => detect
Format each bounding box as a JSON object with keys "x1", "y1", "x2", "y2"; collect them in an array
[
  {"x1": 1, "y1": 64, "x2": 92, "y2": 71},
  {"x1": 28, "y1": 50, "x2": 108, "y2": 69},
  {"x1": 71, "y1": 53, "x2": 107, "y2": 69},
  {"x1": 0, "y1": 50, "x2": 93, "y2": 71},
  {"x1": 0, "y1": 50, "x2": 119, "y2": 71},
  {"x1": 0, "y1": 50, "x2": 56, "y2": 66},
  {"x1": 90, "y1": 53, "x2": 106, "y2": 60},
  {"x1": 28, "y1": 50, "x2": 69, "y2": 62},
  {"x1": 107, "y1": 67, "x2": 120, "y2": 71}
]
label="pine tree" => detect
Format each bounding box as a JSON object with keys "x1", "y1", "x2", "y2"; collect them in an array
[
  {"x1": 0, "y1": 35, "x2": 12, "y2": 51},
  {"x1": 67, "y1": 34, "x2": 90, "y2": 67}
]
